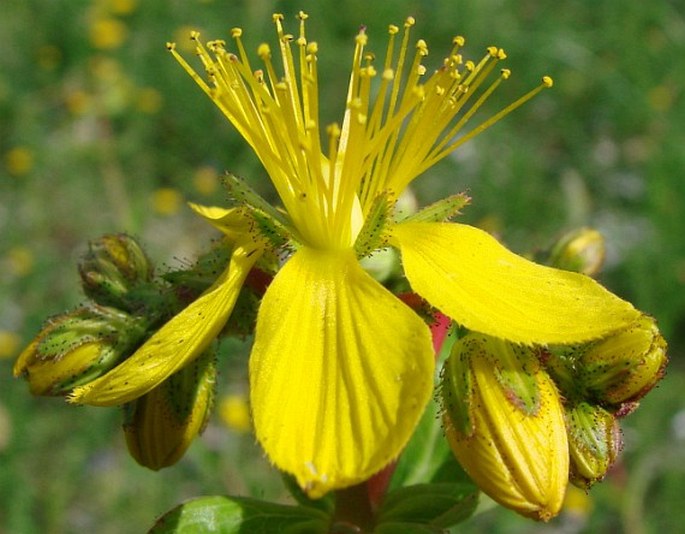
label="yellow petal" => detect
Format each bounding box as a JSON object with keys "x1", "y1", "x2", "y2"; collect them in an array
[
  {"x1": 70, "y1": 243, "x2": 262, "y2": 406},
  {"x1": 393, "y1": 222, "x2": 639, "y2": 344},
  {"x1": 188, "y1": 202, "x2": 254, "y2": 240},
  {"x1": 250, "y1": 247, "x2": 434, "y2": 498}
]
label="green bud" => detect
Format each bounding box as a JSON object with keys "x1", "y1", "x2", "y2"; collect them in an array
[
  {"x1": 123, "y1": 348, "x2": 216, "y2": 470},
  {"x1": 13, "y1": 305, "x2": 149, "y2": 396},
  {"x1": 579, "y1": 315, "x2": 667, "y2": 408},
  {"x1": 441, "y1": 333, "x2": 569, "y2": 521},
  {"x1": 548, "y1": 227, "x2": 605, "y2": 276},
  {"x1": 565, "y1": 402, "x2": 622, "y2": 489},
  {"x1": 79, "y1": 233, "x2": 154, "y2": 310}
]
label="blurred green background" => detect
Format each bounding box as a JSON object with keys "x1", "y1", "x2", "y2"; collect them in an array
[{"x1": 1, "y1": 0, "x2": 684, "y2": 532}]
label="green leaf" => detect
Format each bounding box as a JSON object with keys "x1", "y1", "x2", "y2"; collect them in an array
[
  {"x1": 389, "y1": 394, "x2": 470, "y2": 489},
  {"x1": 148, "y1": 495, "x2": 330, "y2": 534},
  {"x1": 377, "y1": 483, "x2": 479, "y2": 529}
]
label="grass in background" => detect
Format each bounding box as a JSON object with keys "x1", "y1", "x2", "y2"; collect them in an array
[{"x1": 1, "y1": 0, "x2": 684, "y2": 532}]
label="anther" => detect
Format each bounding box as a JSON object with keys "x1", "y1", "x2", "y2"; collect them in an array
[
  {"x1": 258, "y1": 43, "x2": 271, "y2": 59},
  {"x1": 231, "y1": 28, "x2": 243, "y2": 38},
  {"x1": 388, "y1": 24, "x2": 399, "y2": 35},
  {"x1": 542, "y1": 75, "x2": 554, "y2": 87}
]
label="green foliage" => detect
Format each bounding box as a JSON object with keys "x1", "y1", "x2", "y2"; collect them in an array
[{"x1": 149, "y1": 495, "x2": 329, "y2": 533}]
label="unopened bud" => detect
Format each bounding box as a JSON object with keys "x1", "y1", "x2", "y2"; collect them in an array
[
  {"x1": 123, "y1": 348, "x2": 216, "y2": 470},
  {"x1": 441, "y1": 333, "x2": 568, "y2": 521},
  {"x1": 548, "y1": 228, "x2": 605, "y2": 276},
  {"x1": 79, "y1": 233, "x2": 154, "y2": 310},
  {"x1": 565, "y1": 402, "x2": 622, "y2": 489},
  {"x1": 579, "y1": 315, "x2": 667, "y2": 408},
  {"x1": 13, "y1": 305, "x2": 149, "y2": 396}
]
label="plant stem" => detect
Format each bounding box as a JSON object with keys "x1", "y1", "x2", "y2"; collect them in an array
[{"x1": 331, "y1": 482, "x2": 375, "y2": 533}]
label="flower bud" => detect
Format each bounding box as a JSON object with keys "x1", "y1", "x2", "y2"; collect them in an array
[
  {"x1": 13, "y1": 305, "x2": 149, "y2": 396},
  {"x1": 79, "y1": 233, "x2": 154, "y2": 310},
  {"x1": 441, "y1": 333, "x2": 568, "y2": 521},
  {"x1": 123, "y1": 348, "x2": 216, "y2": 470},
  {"x1": 548, "y1": 228, "x2": 605, "y2": 276},
  {"x1": 565, "y1": 402, "x2": 622, "y2": 489},
  {"x1": 579, "y1": 315, "x2": 667, "y2": 408}
]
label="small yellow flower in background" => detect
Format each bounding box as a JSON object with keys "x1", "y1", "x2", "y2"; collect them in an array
[
  {"x1": 107, "y1": 0, "x2": 138, "y2": 16},
  {"x1": 562, "y1": 484, "x2": 593, "y2": 521},
  {"x1": 5, "y1": 246, "x2": 35, "y2": 277},
  {"x1": 5, "y1": 147, "x2": 34, "y2": 176},
  {"x1": 136, "y1": 87, "x2": 163, "y2": 114},
  {"x1": 69, "y1": 12, "x2": 657, "y2": 504},
  {"x1": 193, "y1": 166, "x2": 220, "y2": 196},
  {"x1": 65, "y1": 88, "x2": 92, "y2": 115},
  {"x1": 152, "y1": 187, "x2": 183, "y2": 216},
  {"x1": 218, "y1": 393, "x2": 252, "y2": 433},
  {"x1": 90, "y1": 17, "x2": 128, "y2": 50},
  {"x1": 0, "y1": 331, "x2": 22, "y2": 360}
]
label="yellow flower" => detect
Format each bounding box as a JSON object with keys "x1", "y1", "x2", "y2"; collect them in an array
[
  {"x1": 71, "y1": 13, "x2": 641, "y2": 498},
  {"x1": 218, "y1": 393, "x2": 252, "y2": 433},
  {"x1": 151, "y1": 187, "x2": 183, "y2": 215},
  {"x1": 89, "y1": 17, "x2": 128, "y2": 50}
]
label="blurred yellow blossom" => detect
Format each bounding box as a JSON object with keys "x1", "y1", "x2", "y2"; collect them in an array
[
  {"x1": 65, "y1": 88, "x2": 92, "y2": 115},
  {"x1": 648, "y1": 84, "x2": 675, "y2": 113},
  {"x1": 6, "y1": 246, "x2": 35, "y2": 277},
  {"x1": 218, "y1": 394, "x2": 252, "y2": 433},
  {"x1": 5, "y1": 147, "x2": 34, "y2": 176},
  {"x1": 0, "y1": 331, "x2": 22, "y2": 359},
  {"x1": 136, "y1": 87, "x2": 163, "y2": 114},
  {"x1": 107, "y1": 0, "x2": 138, "y2": 15},
  {"x1": 90, "y1": 17, "x2": 128, "y2": 50},
  {"x1": 152, "y1": 187, "x2": 183, "y2": 215},
  {"x1": 562, "y1": 484, "x2": 593, "y2": 519},
  {"x1": 192, "y1": 166, "x2": 220, "y2": 196}
]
